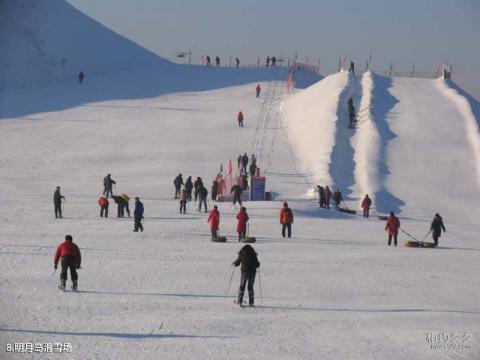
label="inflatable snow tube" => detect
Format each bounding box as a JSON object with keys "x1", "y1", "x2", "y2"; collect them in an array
[
  {"x1": 211, "y1": 236, "x2": 227, "y2": 243},
  {"x1": 405, "y1": 240, "x2": 421, "y2": 247},
  {"x1": 240, "y1": 237, "x2": 256, "y2": 243},
  {"x1": 378, "y1": 215, "x2": 388, "y2": 221},
  {"x1": 338, "y1": 207, "x2": 356, "y2": 214}
]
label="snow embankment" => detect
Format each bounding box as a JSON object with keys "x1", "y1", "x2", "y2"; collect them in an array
[
  {"x1": 282, "y1": 71, "x2": 349, "y2": 195},
  {"x1": 435, "y1": 80, "x2": 480, "y2": 186},
  {"x1": 0, "y1": 0, "x2": 167, "y2": 88},
  {"x1": 352, "y1": 71, "x2": 380, "y2": 200}
]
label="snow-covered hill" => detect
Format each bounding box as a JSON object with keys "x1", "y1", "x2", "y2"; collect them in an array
[
  {"x1": 0, "y1": 2, "x2": 479, "y2": 360},
  {"x1": 284, "y1": 71, "x2": 480, "y2": 223}
]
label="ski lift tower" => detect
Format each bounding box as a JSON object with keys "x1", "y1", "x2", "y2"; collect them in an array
[{"x1": 176, "y1": 50, "x2": 192, "y2": 64}]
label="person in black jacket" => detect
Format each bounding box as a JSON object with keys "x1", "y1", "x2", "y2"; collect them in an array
[
  {"x1": 333, "y1": 189, "x2": 343, "y2": 211},
  {"x1": 317, "y1": 185, "x2": 326, "y2": 208},
  {"x1": 53, "y1": 186, "x2": 65, "y2": 219},
  {"x1": 211, "y1": 180, "x2": 219, "y2": 202},
  {"x1": 133, "y1": 197, "x2": 144, "y2": 232},
  {"x1": 185, "y1": 176, "x2": 193, "y2": 201},
  {"x1": 430, "y1": 213, "x2": 446, "y2": 247},
  {"x1": 231, "y1": 184, "x2": 243, "y2": 207},
  {"x1": 173, "y1": 173, "x2": 184, "y2": 199},
  {"x1": 103, "y1": 174, "x2": 116, "y2": 198},
  {"x1": 198, "y1": 185, "x2": 208, "y2": 213},
  {"x1": 232, "y1": 245, "x2": 260, "y2": 306},
  {"x1": 194, "y1": 177, "x2": 203, "y2": 202}
]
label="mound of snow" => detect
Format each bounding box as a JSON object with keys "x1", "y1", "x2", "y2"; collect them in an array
[
  {"x1": 282, "y1": 71, "x2": 349, "y2": 192},
  {"x1": 0, "y1": 0, "x2": 167, "y2": 87}
]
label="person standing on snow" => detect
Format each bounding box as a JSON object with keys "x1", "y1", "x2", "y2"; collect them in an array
[
  {"x1": 173, "y1": 173, "x2": 184, "y2": 199},
  {"x1": 324, "y1": 186, "x2": 332, "y2": 209},
  {"x1": 238, "y1": 111, "x2": 244, "y2": 127},
  {"x1": 185, "y1": 176, "x2": 193, "y2": 201},
  {"x1": 235, "y1": 57, "x2": 240, "y2": 68},
  {"x1": 333, "y1": 189, "x2": 343, "y2": 211},
  {"x1": 256, "y1": 84, "x2": 261, "y2": 98},
  {"x1": 78, "y1": 71, "x2": 84, "y2": 84},
  {"x1": 133, "y1": 197, "x2": 144, "y2": 232},
  {"x1": 211, "y1": 180, "x2": 219, "y2": 202},
  {"x1": 198, "y1": 185, "x2": 208, "y2": 213},
  {"x1": 249, "y1": 162, "x2": 257, "y2": 177},
  {"x1": 271, "y1": 56, "x2": 277, "y2": 67},
  {"x1": 215, "y1": 56, "x2": 220, "y2": 66},
  {"x1": 266, "y1": 56, "x2": 270, "y2": 67},
  {"x1": 317, "y1": 186, "x2": 326, "y2": 208},
  {"x1": 231, "y1": 183, "x2": 243, "y2": 207},
  {"x1": 206, "y1": 56, "x2": 211, "y2": 66},
  {"x1": 232, "y1": 245, "x2": 260, "y2": 307},
  {"x1": 179, "y1": 188, "x2": 187, "y2": 214},
  {"x1": 53, "y1": 186, "x2": 65, "y2": 219},
  {"x1": 207, "y1": 205, "x2": 220, "y2": 239},
  {"x1": 98, "y1": 195, "x2": 109, "y2": 218},
  {"x1": 103, "y1": 174, "x2": 116, "y2": 198},
  {"x1": 430, "y1": 213, "x2": 446, "y2": 247},
  {"x1": 241, "y1": 153, "x2": 249, "y2": 174},
  {"x1": 361, "y1": 194, "x2": 372, "y2": 218},
  {"x1": 280, "y1": 202, "x2": 294, "y2": 238},
  {"x1": 236, "y1": 207, "x2": 249, "y2": 241},
  {"x1": 194, "y1": 177, "x2": 204, "y2": 202},
  {"x1": 385, "y1": 211, "x2": 400, "y2": 246},
  {"x1": 54, "y1": 235, "x2": 81, "y2": 291},
  {"x1": 349, "y1": 61, "x2": 355, "y2": 75}
]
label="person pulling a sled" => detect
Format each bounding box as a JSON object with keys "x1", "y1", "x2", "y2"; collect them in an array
[
  {"x1": 207, "y1": 205, "x2": 220, "y2": 239},
  {"x1": 236, "y1": 207, "x2": 249, "y2": 241},
  {"x1": 430, "y1": 213, "x2": 446, "y2": 247},
  {"x1": 54, "y1": 235, "x2": 81, "y2": 291},
  {"x1": 385, "y1": 211, "x2": 400, "y2": 246},
  {"x1": 232, "y1": 245, "x2": 260, "y2": 307}
]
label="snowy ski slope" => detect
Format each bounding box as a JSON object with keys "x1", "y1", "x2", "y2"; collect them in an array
[{"x1": 1, "y1": 1, "x2": 479, "y2": 359}]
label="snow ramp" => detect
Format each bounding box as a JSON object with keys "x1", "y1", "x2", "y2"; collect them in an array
[
  {"x1": 282, "y1": 71, "x2": 350, "y2": 195},
  {"x1": 368, "y1": 75, "x2": 480, "y2": 222}
]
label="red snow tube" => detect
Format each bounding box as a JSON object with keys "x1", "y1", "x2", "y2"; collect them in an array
[
  {"x1": 405, "y1": 241, "x2": 421, "y2": 247},
  {"x1": 211, "y1": 236, "x2": 227, "y2": 243},
  {"x1": 405, "y1": 241, "x2": 436, "y2": 248}
]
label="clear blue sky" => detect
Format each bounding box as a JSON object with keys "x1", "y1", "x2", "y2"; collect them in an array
[{"x1": 68, "y1": 0, "x2": 480, "y2": 99}]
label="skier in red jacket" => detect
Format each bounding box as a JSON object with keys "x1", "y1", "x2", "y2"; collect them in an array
[
  {"x1": 207, "y1": 205, "x2": 220, "y2": 239},
  {"x1": 361, "y1": 194, "x2": 372, "y2": 218},
  {"x1": 54, "y1": 235, "x2": 81, "y2": 291},
  {"x1": 236, "y1": 207, "x2": 249, "y2": 241},
  {"x1": 385, "y1": 212, "x2": 400, "y2": 246}
]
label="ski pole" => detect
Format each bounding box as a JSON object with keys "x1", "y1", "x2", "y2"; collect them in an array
[
  {"x1": 226, "y1": 265, "x2": 235, "y2": 296},
  {"x1": 51, "y1": 268, "x2": 57, "y2": 276},
  {"x1": 258, "y1": 271, "x2": 263, "y2": 304}
]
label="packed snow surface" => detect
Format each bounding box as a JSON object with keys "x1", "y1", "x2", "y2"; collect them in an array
[{"x1": 1, "y1": 1, "x2": 479, "y2": 359}]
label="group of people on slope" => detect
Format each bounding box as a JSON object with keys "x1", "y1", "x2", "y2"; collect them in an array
[
  {"x1": 53, "y1": 173, "x2": 145, "y2": 232},
  {"x1": 317, "y1": 186, "x2": 344, "y2": 211},
  {"x1": 207, "y1": 202, "x2": 294, "y2": 241}
]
